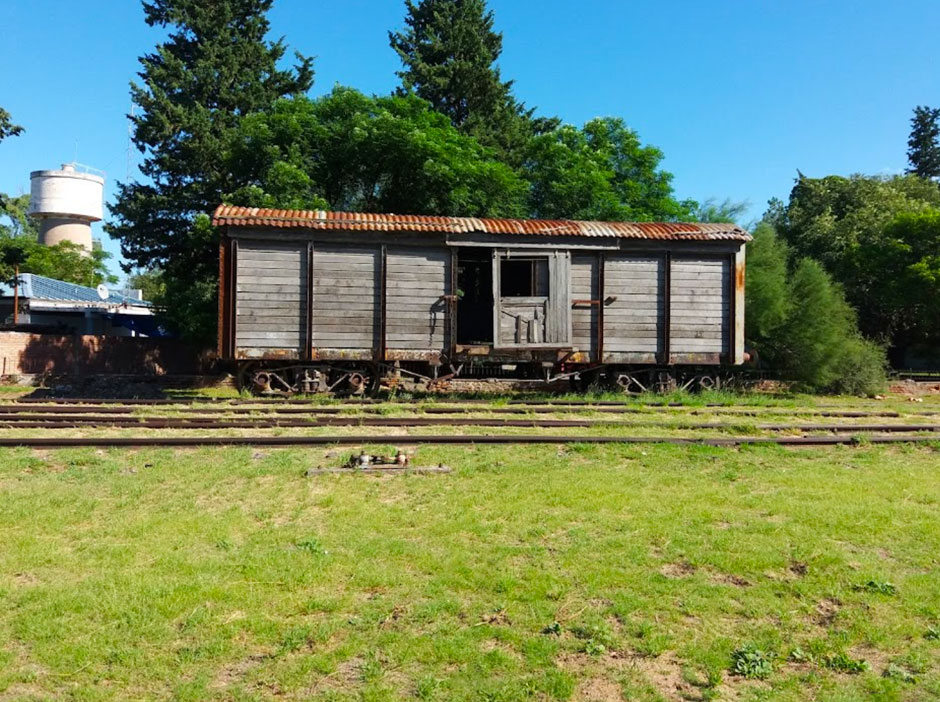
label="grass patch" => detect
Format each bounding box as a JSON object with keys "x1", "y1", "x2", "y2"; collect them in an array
[{"x1": 0, "y1": 435, "x2": 938, "y2": 699}]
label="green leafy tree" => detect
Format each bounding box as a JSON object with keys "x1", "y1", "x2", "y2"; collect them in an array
[
  {"x1": 0, "y1": 193, "x2": 37, "y2": 238},
  {"x1": 0, "y1": 107, "x2": 23, "y2": 144},
  {"x1": 389, "y1": 0, "x2": 545, "y2": 163},
  {"x1": 126, "y1": 267, "x2": 166, "y2": 303},
  {"x1": 868, "y1": 210, "x2": 940, "y2": 350},
  {"x1": 743, "y1": 222, "x2": 790, "y2": 354},
  {"x1": 0, "y1": 238, "x2": 115, "y2": 288},
  {"x1": 230, "y1": 88, "x2": 526, "y2": 217},
  {"x1": 776, "y1": 259, "x2": 885, "y2": 394},
  {"x1": 769, "y1": 173, "x2": 940, "y2": 355},
  {"x1": 107, "y1": 0, "x2": 313, "y2": 343},
  {"x1": 524, "y1": 118, "x2": 696, "y2": 221},
  {"x1": 743, "y1": 221, "x2": 885, "y2": 393},
  {"x1": 906, "y1": 105, "x2": 940, "y2": 180},
  {"x1": 693, "y1": 197, "x2": 750, "y2": 224}
]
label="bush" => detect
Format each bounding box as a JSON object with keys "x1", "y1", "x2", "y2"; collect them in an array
[
  {"x1": 745, "y1": 222, "x2": 791, "y2": 351},
  {"x1": 745, "y1": 223, "x2": 887, "y2": 395}
]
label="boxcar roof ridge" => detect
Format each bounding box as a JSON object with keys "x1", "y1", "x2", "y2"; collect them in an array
[{"x1": 212, "y1": 205, "x2": 751, "y2": 242}]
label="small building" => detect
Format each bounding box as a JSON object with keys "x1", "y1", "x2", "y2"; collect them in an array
[{"x1": 0, "y1": 273, "x2": 158, "y2": 336}]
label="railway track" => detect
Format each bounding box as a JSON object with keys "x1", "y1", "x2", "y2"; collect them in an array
[
  {"x1": 0, "y1": 403, "x2": 934, "y2": 419},
  {"x1": 0, "y1": 397, "x2": 937, "y2": 449},
  {"x1": 0, "y1": 415, "x2": 937, "y2": 433},
  {"x1": 0, "y1": 434, "x2": 936, "y2": 448}
]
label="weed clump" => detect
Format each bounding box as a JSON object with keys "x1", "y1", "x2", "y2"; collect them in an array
[
  {"x1": 853, "y1": 580, "x2": 897, "y2": 595},
  {"x1": 882, "y1": 663, "x2": 917, "y2": 683},
  {"x1": 730, "y1": 644, "x2": 775, "y2": 679},
  {"x1": 821, "y1": 651, "x2": 870, "y2": 674}
]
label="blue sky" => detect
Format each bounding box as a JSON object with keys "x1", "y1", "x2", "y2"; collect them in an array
[{"x1": 1, "y1": 0, "x2": 938, "y2": 278}]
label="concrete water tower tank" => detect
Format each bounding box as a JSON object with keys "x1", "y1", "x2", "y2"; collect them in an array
[{"x1": 28, "y1": 164, "x2": 104, "y2": 252}]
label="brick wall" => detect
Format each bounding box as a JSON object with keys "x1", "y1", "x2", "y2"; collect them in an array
[{"x1": 0, "y1": 332, "x2": 210, "y2": 376}]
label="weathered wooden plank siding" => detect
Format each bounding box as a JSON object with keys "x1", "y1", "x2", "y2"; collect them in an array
[
  {"x1": 570, "y1": 254, "x2": 597, "y2": 358},
  {"x1": 312, "y1": 244, "x2": 379, "y2": 350},
  {"x1": 546, "y1": 251, "x2": 571, "y2": 344},
  {"x1": 386, "y1": 247, "x2": 449, "y2": 351},
  {"x1": 669, "y1": 257, "x2": 729, "y2": 355},
  {"x1": 235, "y1": 241, "x2": 307, "y2": 350},
  {"x1": 499, "y1": 299, "x2": 547, "y2": 344},
  {"x1": 603, "y1": 255, "x2": 664, "y2": 355}
]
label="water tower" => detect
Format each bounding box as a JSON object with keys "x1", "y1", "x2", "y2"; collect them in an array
[{"x1": 28, "y1": 164, "x2": 104, "y2": 252}]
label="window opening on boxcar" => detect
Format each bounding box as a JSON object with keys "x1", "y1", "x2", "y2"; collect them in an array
[
  {"x1": 456, "y1": 249, "x2": 494, "y2": 345},
  {"x1": 500, "y1": 258, "x2": 549, "y2": 297}
]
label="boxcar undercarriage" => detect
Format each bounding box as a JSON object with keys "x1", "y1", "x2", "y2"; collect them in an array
[{"x1": 235, "y1": 359, "x2": 742, "y2": 396}]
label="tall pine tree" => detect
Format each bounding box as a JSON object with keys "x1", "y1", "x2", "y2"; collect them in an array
[
  {"x1": 389, "y1": 0, "x2": 542, "y2": 164},
  {"x1": 906, "y1": 105, "x2": 940, "y2": 180},
  {"x1": 108, "y1": 0, "x2": 312, "y2": 342}
]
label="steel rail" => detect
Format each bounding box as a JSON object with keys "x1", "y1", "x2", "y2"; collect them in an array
[
  {"x1": 13, "y1": 396, "x2": 927, "y2": 411},
  {"x1": 0, "y1": 416, "x2": 938, "y2": 433},
  {"x1": 0, "y1": 434, "x2": 935, "y2": 448},
  {"x1": 0, "y1": 404, "x2": 931, "y2": 419}
]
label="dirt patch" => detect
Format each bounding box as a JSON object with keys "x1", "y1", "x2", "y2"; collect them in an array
[
  {"x1": 12, "y1": 572, "x2": 39, "y2": 586},
  {"x1": 660, "y1": 562, "x2": 696, "y2": 578},
  {"x1": 575, "y1": 676, "x2": 622, "y2": 701},
  {"x1": 709, "y1": 572, "x2": 751, "y2": 588},
  {"x1": 814, "y1": 598, "x2": 841, "y2": 628},
  {"x1": 479, "y1": 609, "x2": 511, "y2": 626},
  {"x1": 559, "y1": 650, "x2": 707, "y2": 702},
  {"x1": 789, "y1": 560, "x2": 808, "y2": 577},
  {"x1": 210, "y1": 653, "x2": 269, "y2": 690},
  {"x1": 309, "y1": 656, "x2": 366, "y2": 695}
]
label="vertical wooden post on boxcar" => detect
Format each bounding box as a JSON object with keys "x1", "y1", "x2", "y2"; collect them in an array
[
  {"x1": 661, "y1": 251, "x2": 671, "y2": 366},
  {"x1": 217, "y1": 239, "x2": 226, "y2": 357},
  {"x1": 305, "y1": 241, "x2": 314, "y2": 361},
  {"x1": 491, "y1": 249, "x2": 501, "y2": 348},
  {"x1": 379, "y1": 244, "x2": 388, "y2": 362},
  {"x1": 449, "y1": 249, "x2": 458, "y2": 357},
  {"x1": 732, "y1": 246, "x2": 746, "y2": 365},
  {"x1": 596, "y1": 251, "x2": 605, "y2": 363}
]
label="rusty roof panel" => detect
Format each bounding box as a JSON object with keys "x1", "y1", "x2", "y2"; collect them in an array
[{"x1": 211, "y1": 205, "x2": 751, "y2": 241}]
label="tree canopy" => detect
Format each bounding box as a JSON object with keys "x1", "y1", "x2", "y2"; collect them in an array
[
  {"x1": 766, "y1": 173, "x2": 940, "y2": 358},
  {"x1": 108, "y1": 0, "x2": 313, "y2": 342},
  {"x1": 0, "y1": 107, "x2": 23, "y2": 145},
  {"x1": 229, "y1": 88, "x2": 526, "y2": 217},
  {"x1": 744, "y1": 222, "x2": 886, "y2": 394},
  {"x1": 524, "y1": 118, "x2": 696, "y2": 221},
  {"x1": 907, "y1": 105, "x2": 940, "y2": 180},
  {"x1": 389, "y1": 0, "x2": 544, "y2": 164}
]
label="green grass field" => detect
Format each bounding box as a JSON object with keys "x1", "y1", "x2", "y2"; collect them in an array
[{"x1": 1, "y1": 395, "x2": 939, "y2": 700}]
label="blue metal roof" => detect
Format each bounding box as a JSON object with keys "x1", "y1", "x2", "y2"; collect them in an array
[{"x1": 0, "y1": 273, "x2": 152, "y2": 307}]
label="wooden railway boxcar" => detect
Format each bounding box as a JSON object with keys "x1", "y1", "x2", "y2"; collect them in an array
[{"x1": 213, "y1": 206, "x2": 750, "y2": 393}]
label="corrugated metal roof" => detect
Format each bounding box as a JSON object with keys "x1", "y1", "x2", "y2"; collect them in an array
[
  {"x1": 0, "y1": 274, "x2": 152, "y2": 307},
  {"x1": 212, "y1": 205, "x2": 751, "y2": 241}
]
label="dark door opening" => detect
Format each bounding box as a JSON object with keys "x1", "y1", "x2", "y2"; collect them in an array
[{"x1": 456, "y1": 249, "x2": 493, "y2": 344}]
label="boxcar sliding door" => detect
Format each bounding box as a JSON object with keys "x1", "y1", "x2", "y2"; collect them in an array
[{"x1": 493, "y1": 250, "x2": 570, "y2": 347}]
